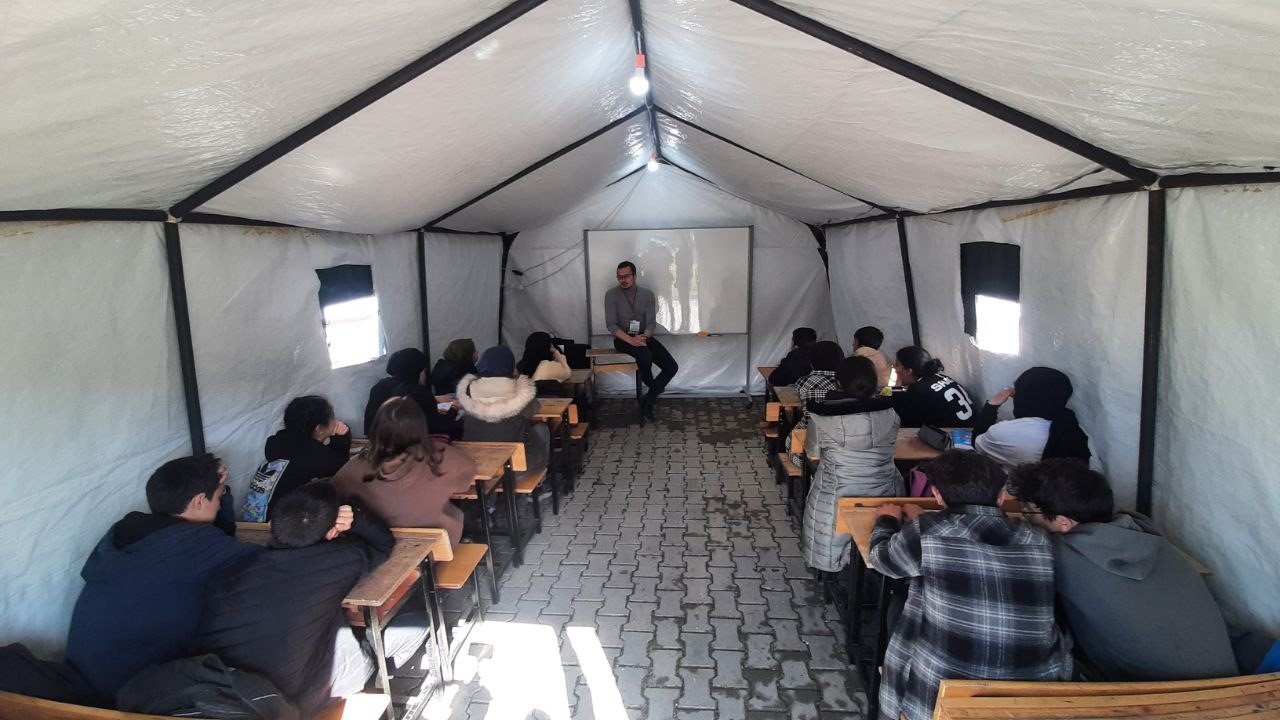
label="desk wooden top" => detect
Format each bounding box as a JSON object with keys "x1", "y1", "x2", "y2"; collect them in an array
[
  {"x1": 233, "y1": 524, "x2": 451, "y2": 607},
  {"x1": 567, "y1": 368, "x2": 592, "y2": 384},
  {"x1": 774, "y1": 385, "x2": 801, "y2": 410},
  {"x1": 454, "y1": 440, "x2": 527, "y2": 475},
  {"x1": 759, "y1": 366, "x2": 776, "y2": 384},
  {"x1": 894, "y1": 427, "x2": 945, "y2": 463},
  {"x1": 534, "y1": 397, "x2": 572, "y2": 420}
]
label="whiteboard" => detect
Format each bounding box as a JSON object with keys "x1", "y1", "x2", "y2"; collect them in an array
[{"x1": 586, "y1": 227, "x2": 752, "y2": 336}]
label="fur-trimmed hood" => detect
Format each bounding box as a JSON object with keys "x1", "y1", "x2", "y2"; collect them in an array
[{"x1": 455, "y1": 374, "x2": 536, "y2": 422}]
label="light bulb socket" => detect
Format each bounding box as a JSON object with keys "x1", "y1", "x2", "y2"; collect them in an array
[{"x1": 634, "y1": 52, "x2": 646, "y2": 69}]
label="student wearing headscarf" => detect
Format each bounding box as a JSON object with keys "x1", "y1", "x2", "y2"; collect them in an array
[
  {"x1": 363, "y1": 348, "x2": 462, "y2": 441},
  {"x1": 973, "y1": 366, "x2": 1100, "y2": 471},
  {"x1": 455, "y1": 346, "x2": 549, "y2": 475},
  {"x1": 431, "y1": 338, "x2": 478, "y2": 396},
  {"x1": 516, "y1": 331, "x2": 571, "y2": 397}
]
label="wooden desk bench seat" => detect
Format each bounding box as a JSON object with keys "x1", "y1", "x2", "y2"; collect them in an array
[
  {"x1": 0, "y1": 690, "x2": 389, "y2": 720},
  {"x1": 495, "y1": 468, "x2": 549, "y2": 532},
  {"x1": 434, "y1": 543, "x2": 489, "y2": 591}
]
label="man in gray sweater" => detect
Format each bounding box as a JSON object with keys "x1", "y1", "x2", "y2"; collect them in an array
[
  {"x1": 1008, "y1": 459, "x2": 1238, "y2": 681},
  {"x1": 605, "y1": 260, "x2": 678, "y2": 420}
]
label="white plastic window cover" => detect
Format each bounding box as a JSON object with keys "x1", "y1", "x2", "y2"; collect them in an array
[
  {"x1": 825, "y1": 222, "x2": 914, "y2": 357},
  {"x1": 0, "y1": 0, "x2": 511, "y2": 211},
  {"x1": 180, "y1": 224, "x2": 420, "y2": 489},
  {"x1": 1157, "y1": 185, "x2": 1280, "y2": 635},
  {"x1": 502, "y1": 166, "x2": 836, "y2": 395},
  {"x1": 202, "y1": 0, "x2": 638, "y2": 235},
  {"x1": 904, "y1": 193, "x2": 1147, "y2": 508},
  {"x1": 657, "y1": 115, "x2": 876, "y2": 225},
  {"x1": 444, "y1": 120, "x2": 651, "y2": 233},
  {"x1": 775, "y1": 1, "x2": 1280, "y2": 173},
  {"x1": 425, "y1": 232, "x2": 503, "y2": 363},
  {"x1": 0, "y1": 221, "x2": 190, "y2": 655},
  {"x1": 641, "y1": 0, "x2": 1102, "y2": 215}
]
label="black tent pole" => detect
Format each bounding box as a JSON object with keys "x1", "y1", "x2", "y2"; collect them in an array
[
  {"x1": 163, "y1": 222, "x2": 206, "y2": 455},
  {"x1": 498, "y1": 233, "x2": 518, "y2": 344},
  {"x1": 169, "y1": 0, "x2": 550, "y2": 218},
  {"x1": 1136, "y1": 190, "x2": 1166, "y2": 517},
  {"x1": 727, "y1": 0, "x2": 1157, "y2": 186},
  {"x1": 896, "y1": 216, "x2": 922, "y2": 347},
  {"x1": 417, "y1": 230, "x2": 431, "y2": 360}
]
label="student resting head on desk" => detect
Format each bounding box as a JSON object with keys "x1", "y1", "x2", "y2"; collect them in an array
[
  {"x1": 869, "y1": 450, "x2": 1069, "y2": 720},
  {"x1": 1008, "y1": 458, "x2": 1239, "y2": 681}
]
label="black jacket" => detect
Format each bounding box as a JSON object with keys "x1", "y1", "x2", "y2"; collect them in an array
[
  {"x1": 263, "y1": 430, "x2": 351, "y2": 517},
  {"x1": 430, "y1": 358, "x2": 473, "y2": 396},
  {"x1": 363, "y1": 376, "x2": 463, "y2": 440},
  {"x1": 892, "y1": 373, "x2": 977, "y2": 428},
  {"x1": 193, "y1": 505, "x2": 393, "y2": 716},
  {"x1": 768, "y1": 347, "x2": 812, "y2": 388}
]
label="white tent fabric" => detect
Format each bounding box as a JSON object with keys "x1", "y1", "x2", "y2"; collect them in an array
[
  {"x1": 825, "y1": 222, "x2": 914, "y2": 356},
  {"x1": 656, "y1": 115, "x2": 876, "y2": 225},
  {"x1": 642, "y1": 0, "x2": 1104, "y2": 214},
  {"x1": 903, "y1": 194, "x2": 1147, "y2": 508},
  {"x1": 774, "y1": 0, "x2": 1280, "y2": 172},
  {"x1": 201, "y1": 0, "x2": 639, "y2": 233},
  {"x1": 424, "y1": 232, "x2": 504, "y2": 357},
  {"x1": 1157, "y1": 184, "x2": 1280, "y2": 633},
  {"x1": 181, "y1": 224, "x2": 422, "y2": 487},
  {"x1": 0, "y1": 221, "x2": 190, "y2": 654},
  {"x1": 502, "y1": 167, "x2": 835, "y2": 394},
  {"x1": 0, "y1": 0, "x2": 511, "y2": 210}
]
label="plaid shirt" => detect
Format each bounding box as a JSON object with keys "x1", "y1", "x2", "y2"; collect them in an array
[
  {"x1": 789, "y1": 370, "x2": 840, "y2": 465},
  {"x1": 870, "y1": 505, "x2": 1070, "y2": 720}
]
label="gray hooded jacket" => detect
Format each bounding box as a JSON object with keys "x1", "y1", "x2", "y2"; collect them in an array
[{"x1": 1056, "y1": 512, "x2": 1236, "y2": 680}]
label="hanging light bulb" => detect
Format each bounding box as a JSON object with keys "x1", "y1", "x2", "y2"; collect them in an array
[
  {"x1": 629, "y1": 53, "x2": 649, "y2": 96},
  {"x1": 647, "y1": 153, "x2": 659, "y2": 172}
]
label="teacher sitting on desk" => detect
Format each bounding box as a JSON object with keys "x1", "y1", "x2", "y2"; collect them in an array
[{"x1": 606, "y1": 260, "x2": 679, "y2": 420}]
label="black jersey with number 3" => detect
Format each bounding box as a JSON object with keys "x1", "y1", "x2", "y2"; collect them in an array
[{"x1": 893, "y1": 372, "x2": 976, "y2": 428}]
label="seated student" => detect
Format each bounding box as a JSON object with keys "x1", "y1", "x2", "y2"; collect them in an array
[
  {"x1": 63, "y1": 455, "x2": 257, "y2": 705},
  {"x1": 871, "y1": 451, "x2": 1069, "y2": 720},
  {"x1": 802, "y1": 356, "x2": 902, "y2": 572},
  {"x1": 193, "y1": 483, "x2": 416, "y2": 717},
  {"x1": 973, "y1": 366, "x2": 1101, "y2": 471},
  {"x1": 363, "y1": 348, "x2": 463, "y2": 440},
  {"x1": 456, "y1": 346, "x2": 550, "y2": 476},
  {"x1": 263, "y1": 395, "x2": 351, "y2": 516},
  {"x1": 516, "y1": 331, "x2": 572, "y2": 397},
  {"x1": 851, "y1": 325, "x2": 892, "y2": 389},
  {"x1": 1008, "y1": 459, "x2": 1237, "y2": 681},
  {"x1": 768, "y1": 326, "x2": 817, "y2": 387},
  {"x1": 431, "y1": 338, "x2": 478, "y2": 396},
  {"x1": 891, "y1": 346, "x2": 976, "y2": 428},
  {"x1": 333, "y1": 397, "x2": 476, "y2": 548},
  {"x1": 788, "y1": 341, "x2": 845, "y2": 465}
]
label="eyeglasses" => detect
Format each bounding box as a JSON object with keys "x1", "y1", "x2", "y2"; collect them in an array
[{"x1": 616, "y1": 273, "x2": 634, "y2": 280}]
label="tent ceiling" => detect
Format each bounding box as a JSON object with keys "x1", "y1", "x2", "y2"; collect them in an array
[
  {"x1": 773, "y1": 0, "x2": 1280, "y2": 172},
  {"x1": 0, "y1": 0, "x2": 1277, "y2": 233}
]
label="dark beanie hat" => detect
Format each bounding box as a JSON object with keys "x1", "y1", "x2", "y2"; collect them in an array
[
  {"x1": 476, "y1": 346, "x2": 516, "y2": 378},
  {"x1": 385, "y1": 348, "x2": 428, "y2": 381}
]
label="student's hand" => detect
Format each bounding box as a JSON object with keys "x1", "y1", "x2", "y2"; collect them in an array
[
  {"x1": 989, "y1": 386, "x2": 1015, "y2": 406},
  {"x1": 330, "y1": 419, "x2": 350, "y2": 436},
  {"x1": 326, "y1": 505, "x2": 354, "y2": 540},
  {"x1": 551, "y1": 347, "x2": 564, "y2": 360},
  {"x1": 902, "y1": 504, "x2": 927, "y2": 521},
  {"x1": 876, "y1": 504, "x2": 903, "y2": 520}
]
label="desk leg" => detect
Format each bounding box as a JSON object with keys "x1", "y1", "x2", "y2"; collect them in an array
[
  {"x1": 847, "y1": 560, "x2": 863, "y2": 665},
  {"x1": 502, "y1": 464, "x2": 524, "y2": 567},
  {"x1": 635, "y1": 369, "x2": 644, "y2": 426},
  {"x1": 866, "y1": 575, "x2": 895, "y2": 720},
  {"x1": 476, "y1": 480, "x2": 498, "y2": 603},
  {"x1": 558, "y1": 411, "x2": 573, "y2": 508},
  {"x1": 419, "y1": 562, "x2": 451, "y2": 684},
  {"x1": 363, "y1": 607, "x2": 396, "y2": 720}
]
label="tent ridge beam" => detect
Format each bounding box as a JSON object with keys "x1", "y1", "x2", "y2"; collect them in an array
[
  {"x1": 727, "y1": 0, "x2": 1158, "y2": 186},
  {"x1": 0, "y1": 208, "x2": 167, "y2": 223},
  {"x1": 424, "y1": 105, "x2": 647, "y2": 228},
  {"x1": 626, "y1": 0, "x2": 664, "y2": 161},
  {"x1": 655, "y1": 106, "x2": 895, "y2": 213},
  {"x1": 168, "y1": 0, "x2": 551, "y2": 219}
]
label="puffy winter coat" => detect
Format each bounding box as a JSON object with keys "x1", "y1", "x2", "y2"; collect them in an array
[
  {"x1": 455, "y1": 374, "x2": 549, "y2": 474},
  {"x1": 801, "y1": 393, "x2": 902, "y2": 572}
]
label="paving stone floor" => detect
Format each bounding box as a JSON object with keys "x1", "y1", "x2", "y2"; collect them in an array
[{"x1": 428, "y1": 397, "x2": 867, "y2": 720}]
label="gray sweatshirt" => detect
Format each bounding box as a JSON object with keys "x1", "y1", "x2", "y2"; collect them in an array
[
  {"x1": 1055, "y1": 512, "x2": 1237, "y2": 681},
  {"x1": 604, "y1": 285, "x2": 657, "y2": 335}
]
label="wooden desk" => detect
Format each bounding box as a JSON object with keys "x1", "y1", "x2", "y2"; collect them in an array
[
  {"x1": 586, "y1": 348, "x2": 644, "y2": 424},
  {"x1": 453, "y1": 441, "x2": 527, "y2": 568},
  {"x1": 532, "y1": 398, "x2": 576, "y2": 511},
  {"x1": 894, "y1": 427, "x2": 945, "y2": 464},
  {"x1": 533, "y1": 397, "x2": 572, "y2": 420}
]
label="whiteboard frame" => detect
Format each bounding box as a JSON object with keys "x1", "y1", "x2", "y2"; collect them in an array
[{"x1": 582, "y1": 225, "x2": 755, "y2": 395}]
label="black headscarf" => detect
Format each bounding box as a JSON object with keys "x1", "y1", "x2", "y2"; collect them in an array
[
  {"x1": 1013, "y1": 367, "x2": 1091, "y2": 462},
  {"x1": 809, "y1": 341, "x2": 844, "y2": 373},
  {"x1": 517, "y1": 332, "x2": 554, "y2": 377},
  {"x1": 385, "y1": 348, "x2": 428, "y2": 383}
]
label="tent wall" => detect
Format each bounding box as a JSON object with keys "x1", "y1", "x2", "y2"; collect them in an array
[
  {"x1": 892, "y1": 194, "x2": 1147, "y2": 508},
  {"x1": 502, "y1": 169, "x2": 835, "y2": 394},
  {"x1": 825, "y1": 222, "x2": 914, "y2": 358},
  {"x1": 1157, "y1": 184, "x2": 1280, "y2": 634},
  {"x1": 424, "y1": 233, "x2": 503, "y2": 359},
  {"x1": 0, "y1": 221, "x2": 191, "y2": 655}
]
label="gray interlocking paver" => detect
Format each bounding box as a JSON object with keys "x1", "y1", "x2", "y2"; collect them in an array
[{"x1": 433, "y1": 398, "x2": 865, "y2": 720}]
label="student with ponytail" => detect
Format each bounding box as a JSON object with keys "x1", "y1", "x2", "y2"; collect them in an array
[
  {"x1": 891, "y1": 346, "x2": 976, "y2": 428},
  {"x1": 973, "y1": 366, "x2": 1101, "y2": 471}
]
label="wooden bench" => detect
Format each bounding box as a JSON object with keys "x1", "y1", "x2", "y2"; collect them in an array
[
  {"x1": 0, "y1": 690, "x2": 390, "y2": 720},
  {"x1": 932, "y1": 673, "x2": 1280, "y2": 719},
  {"x1": 427, "y1": 543, "x2": 490, "y2": 670},
  {"x1": 496, "y1": 468, "x2": 549, "y2": 533},
  {"x1": 586, "y1": 348, "x2": 644, "y2": 424}
]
